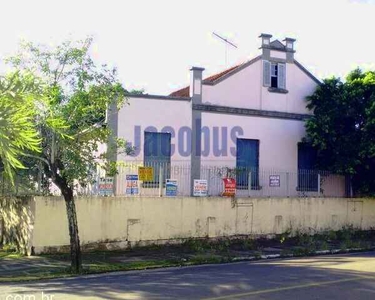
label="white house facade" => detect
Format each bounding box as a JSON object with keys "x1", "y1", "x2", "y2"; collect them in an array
[{"x1": 108, "y1": 34, "x2": 346, "y2": 197}]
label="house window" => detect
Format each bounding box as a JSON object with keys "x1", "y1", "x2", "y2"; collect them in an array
[
  {"x1": 271, "y1": 63, "x2": 278, "y2": 88},
  {"x1": 144, "y1": 131, "x2": 171, "y2": 186},
  {"x1": 236, "y1": 139, "x2": 260, "y2": 189},
  {"x1": 297, "y1": 143, "x2": 318, "y2": 192},
  {"x1": 263, "y1": 61, "x2": 286, "y2": 90}
]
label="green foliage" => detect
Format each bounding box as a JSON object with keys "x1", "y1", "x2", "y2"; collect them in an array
[
  {"x1": 6, "y1": 37, "x2": 131, "y2": 189},
  {"x1": 277, "y1": 228, "x2": 292, "y2": 244},
  {"x1": 305, "y1": 69, "x2": 375, "y2": 195},
  {"x1": 0, "y1": 72, "x2": 42, "y2": 182},
  {"x1": 182, "y1": 238, "x2": 212, "y2": 253}
]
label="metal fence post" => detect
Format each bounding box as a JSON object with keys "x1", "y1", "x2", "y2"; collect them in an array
[
  {"x1": 318, "y1": 173, "x2": 321, "y2": 197},
  {"x1": 207, "y1": 168, "x2": 211, "y2": 196},
  {"x1": 159, "y1": 165, "x2": 164, "y2": 197},
  {"x1": 286, "y1": 172, "x2": 290, "y2": 197},
  {"x1": 248, "y1": 171, "x2": 252, "y2": 197}
]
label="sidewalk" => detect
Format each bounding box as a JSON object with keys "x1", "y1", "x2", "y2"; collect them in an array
[{"x1": 1, "y1": 229, "x2": 375, "y2": 282}]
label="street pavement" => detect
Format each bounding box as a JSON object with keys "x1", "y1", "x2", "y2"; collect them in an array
[{"x1": 1, "y1": 252, "x2": 375, "y2": 299}]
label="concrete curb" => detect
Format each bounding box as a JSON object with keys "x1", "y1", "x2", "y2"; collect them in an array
[{"x1": 231, "y1": 247, "x2": 375, "y2": 262}]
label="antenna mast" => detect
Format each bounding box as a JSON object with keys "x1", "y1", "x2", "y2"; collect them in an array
[{"x1": 212, "y1": 32, "x2": 238, "y2": 66}]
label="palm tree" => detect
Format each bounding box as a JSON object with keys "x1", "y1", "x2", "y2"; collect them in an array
[{"x1": 0, "y1": 72, "x2": 41, "y2": 183}]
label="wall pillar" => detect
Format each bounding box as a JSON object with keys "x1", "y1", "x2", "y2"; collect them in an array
[
  {"x1": 190, "y1": 67, "x2": 204, "y2": 196},
  {"x1": 106, "y1": 97, "x2": 119, "y2": 195}
]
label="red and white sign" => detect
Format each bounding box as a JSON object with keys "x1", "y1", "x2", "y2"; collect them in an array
[{"x1": 222, "y1": 178, "x2": 236, "y2": 197}]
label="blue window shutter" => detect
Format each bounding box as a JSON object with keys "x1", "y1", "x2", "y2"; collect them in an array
[
  {"x1": 144, "y1": 132, "x2": 171, "y2": 163},
  {"x1": 263, "y1": 61, "x2": 271, "y2": 87},
  {"x1": 298, "y1": 143, "x2": 318, "y2": 191},
  {"x1": 278, "y1": 63, "x2": 286, "y2": 89}
]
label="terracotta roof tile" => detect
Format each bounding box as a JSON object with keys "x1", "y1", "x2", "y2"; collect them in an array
[
  {"x1": 169, "y1": 86, "x2": 190, "y2": 97},
  {"x1": 169, "y1": 63, "x2": 243, "y2": 97}
]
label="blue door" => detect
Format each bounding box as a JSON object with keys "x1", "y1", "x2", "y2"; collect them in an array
[{"x1": 236, "y1": 139, "x2": 259, "y2": 189}]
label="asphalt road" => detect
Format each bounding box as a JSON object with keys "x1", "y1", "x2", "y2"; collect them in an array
[{"x1": 1, "y1": 252, "x2": 375, "y2": 300}]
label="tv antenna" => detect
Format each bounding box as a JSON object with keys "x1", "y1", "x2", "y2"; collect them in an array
[{"x1": 212, "y1": 32, "x2": 238, "y2": 66}]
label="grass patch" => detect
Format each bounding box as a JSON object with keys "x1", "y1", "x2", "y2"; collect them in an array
[{"x1": 0, "y1": 249, "x2": 23, "y2": 259}]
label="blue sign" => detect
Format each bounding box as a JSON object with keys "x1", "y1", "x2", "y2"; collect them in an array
[
  {"x1": 166, "y1": 179, "x2": 178, "y2": 197},
  {"x1": 126, "y1": 174, "x2": 139, "y2": 195}
]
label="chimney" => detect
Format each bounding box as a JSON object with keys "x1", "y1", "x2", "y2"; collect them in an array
[
  {"x1": 283, "y1": 37, "x2": 296, "y2": 62},
  {"x1": 189, "y1": 67, "x2": 204, "y2": 103},
  {"x1": 259, "y1": 33, "x2": 272, "y2": 48},
  {"x1": 189, "y1": 66, "x2": 204, "y2": 197},
  {"x1": 284, "y1": 37, "x2": 296, "y2": 51}
]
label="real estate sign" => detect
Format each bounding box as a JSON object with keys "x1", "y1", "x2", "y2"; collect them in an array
[
  {"x1": 269, "y1": 175, "x2": 280, "y2": 187},
  {"x1": 193, "y1": 179, "x2": 208, "y2": 197},
  {"x1": 99, "y1": 177, "x2": 114, "y2": 196},
  {"x1": 126, "y1": 174, "x2": 139, "y2": 195},
  {"x1": 138, "y1": 167, "x2": 153, "y2": 181},
  {"x1": 166, "y1": 179, "x2": 178, "y2": 197},
  {"x1": 222, "y1": 178, "x2": 236, "y2": 197}
]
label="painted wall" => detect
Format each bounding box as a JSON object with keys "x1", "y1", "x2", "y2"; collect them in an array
[
  {"x1": 202, "y1": 60, "x2": 262, "y2": 110},
  {"x1": 116, "y1": 98, "x2": 307, "y2": 169},
  {"x1": 202, "y1": 60, "x2": 317, "y2": 114},
  {"x1": 116, "y1": 96, "x2": 192, "y2": 162},
  {"x1": 0, "y1": 197, "x2": 35, "y2": 255},
  {"x1": 200, "y1": 113, "x2": 306, "y2": 171},
  {"x1": 29, "y1": 196, "x2": 375, "y2": 254},
  {"x1": 261, "y1": 63, "x2": 317, "y2": 114}
]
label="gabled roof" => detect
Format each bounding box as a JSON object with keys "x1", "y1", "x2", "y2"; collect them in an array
[
  {"x1": 169, "y1": 54, "x2": 320, "y2": 97},
  {"x1": 270, "y1": 40, "x2": 286, "y2": 50},
  {"x1": 169, "y1": 56, "x2": 260, "y2": 97}
]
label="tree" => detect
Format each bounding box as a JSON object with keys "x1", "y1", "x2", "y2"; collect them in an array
[
  {"x1": 7, "y1": 38, "x2": 129, "y2": 272},
  {"x1": 305, "y1": 69, "x2": 375, "y2": 195},
  {"x1": 0, "y1": 72, "x2": 41, "y2": 183}
]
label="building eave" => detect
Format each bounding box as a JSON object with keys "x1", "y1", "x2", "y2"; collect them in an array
[{"x1": 125, "y1": 93, "x2": 191, "y2": 102}]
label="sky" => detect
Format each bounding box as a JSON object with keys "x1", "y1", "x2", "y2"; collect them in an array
[{"x1": 1, "y1": 0, "x2": 375, "y2": 95}]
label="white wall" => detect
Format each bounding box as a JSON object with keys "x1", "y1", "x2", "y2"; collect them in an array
[
  {"x1": 29, "y1": 196, "x2": 375, "y2": 254},
  {"x1": 202, "y1": 60, "x2": 317, "y2": 115},
  {"x1": 116, "y1": 97, "x2": 307, "y2": 173},
  {"x1": 261, "y1": 63, "x2": 317, "y2": 114},
  {"x1": 202, "y1": 60, "x2": 262, "y2": 110},
  {"x1": 201, "y1": 113, "x2": 306, "y2": 171},
  {"x1": 117, "y1": 96, "x2": 191, "y2": 162}
]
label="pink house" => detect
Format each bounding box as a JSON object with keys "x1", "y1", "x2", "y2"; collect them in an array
[{"x1": 108, "y1": 34, "x2": 346, "y2": 197}]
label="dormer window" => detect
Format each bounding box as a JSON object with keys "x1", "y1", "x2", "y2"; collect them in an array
[{"x1": 263, "y1": 60, "x2": 286, "y2": 92}]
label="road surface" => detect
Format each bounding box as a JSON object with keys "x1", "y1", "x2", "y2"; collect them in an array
[{"x1": 1, "y1": 252, "x2": 375, "y2": 299}]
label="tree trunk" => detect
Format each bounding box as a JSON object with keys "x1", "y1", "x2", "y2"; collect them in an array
[
  {"x1": 61, "y1": 186, "x2": 82, "y2": 273},
  {"x1": 0, "y1": 216, "x2": 4, "y2": 248}
]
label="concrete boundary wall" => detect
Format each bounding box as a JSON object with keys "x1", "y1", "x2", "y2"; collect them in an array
[
  {"x1": 20, "y1": 196, "x2": 375, "y2": 254},
  {"x1": 0, "y1": 197, "x2": 35, "y2": 255}
]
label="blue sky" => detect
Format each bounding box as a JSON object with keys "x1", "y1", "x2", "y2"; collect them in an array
[{"x1": 1, "y1": 0, "x2": 374, "y2": 95}]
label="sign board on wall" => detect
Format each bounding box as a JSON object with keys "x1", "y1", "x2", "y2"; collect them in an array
[
  {"x1": 138, "y1": 167, "x2": 153, "y2": 181},
  {"x1": 269, "y1": 175, "x2": 280, "y2": 187},
  {"x1": 126, "y1": 174, "x2": 139, "y2": 195},
  {"x1": 166, "y1": 179, "x2": 178, "y2": 197},
  {"x1": 222, "y1": 178, "x2": 236, "y2": 197},
  {"x1": 99, "y1": 177, "x2": 114, "y2": 196},
  {"x1": 193, "y1": 179, "x2": 208, "y2": 197}
]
